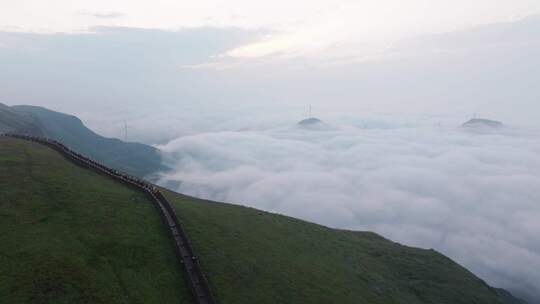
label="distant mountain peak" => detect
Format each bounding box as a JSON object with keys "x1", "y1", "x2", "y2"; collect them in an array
[
  {"x1": 462, "y1": 118, "x2": 504, "y2": 128},
  {"x1": 298, "y1": 117, "x2": 323, "y2": 126}
]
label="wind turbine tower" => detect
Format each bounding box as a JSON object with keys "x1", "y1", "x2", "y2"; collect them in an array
[{"x1": 124, "y1": 120, "x2": 128, "y2": 142}]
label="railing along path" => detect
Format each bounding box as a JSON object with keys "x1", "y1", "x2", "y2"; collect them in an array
[{"x1": 2, "y1": 133, "x2": 215, "y2": 304}]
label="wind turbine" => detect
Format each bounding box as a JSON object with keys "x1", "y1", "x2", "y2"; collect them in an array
[{"x1": 124, "y1": 120, "x2": 128, "y2": 142}]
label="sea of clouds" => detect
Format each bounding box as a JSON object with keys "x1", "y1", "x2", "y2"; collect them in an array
[{"x1": 155, "y1": 115, "x2": 540, "y2": 301}]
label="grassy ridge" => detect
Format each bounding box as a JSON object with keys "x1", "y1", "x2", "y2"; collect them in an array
[
  {"x1": 0, "y1": 103, "x2": 44, "y2": 136},
  {"x1": 11, "y1": 105, "x2": 167, "y2": 177},
  {"x1": 0, "y1": 104, "x2": 166, "y2": 177},
  {"x1": 0, "y1": 137, "x2": 190, "y2": 304},
  {"x1": 164, "y1": 193, "x2": 504, "y2": 304},
  {"x1": 166, "y1": 192, "x2": 501, "y2": 304}
]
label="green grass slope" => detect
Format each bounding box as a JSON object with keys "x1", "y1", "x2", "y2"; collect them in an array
[
  {"x1": 0, "y1": 103, "x2": 44, "y2": 136},
  {"x1": 495, "y1": 289, "x2": 528, "y2": 304},
  {"x1": 0, "y1": 137, "x2": 522, "y2": 304},
  {"x1": 0, "y1": 137, "x2": 190, "y2": 304},
  {"x1": 165, "y1": 190, "x2": 509, "y2": 304},
  {"x1": 8, "y1": 105, "x2": 166, "y2": 177}
]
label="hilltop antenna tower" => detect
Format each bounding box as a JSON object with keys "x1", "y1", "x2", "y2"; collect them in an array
[{"x1": 124, "y1": 120, "x2": 128, "y2": 142}]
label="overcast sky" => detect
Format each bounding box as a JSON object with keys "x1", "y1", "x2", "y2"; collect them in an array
[
  {"x1": 2, "y1": 0, "x2": 540, "y2": 58},
  {"x1": 1, "y1": 1, "x2": 539, "y2": 132}
]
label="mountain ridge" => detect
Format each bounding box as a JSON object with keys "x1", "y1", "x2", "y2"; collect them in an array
[
  {"x1": 0, "y1": 103, "x2": 44, "y2": 136},
  {"x1": 0, "y1": 103, "x2": 166, "y2": 177}
]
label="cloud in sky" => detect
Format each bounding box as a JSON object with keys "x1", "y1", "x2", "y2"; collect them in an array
[
  {"x1": 0, "y1": 26, "x2": 267, "y2": 112},
  {"x1": 156, "y1": 117, "x2": 540, "y2": 301},
  {"x1": 78, "y1": 10, "x2": 125, "y2": 19},
  {"x1": 2, "y1": 0, "x2": 540, "y2": 59}
]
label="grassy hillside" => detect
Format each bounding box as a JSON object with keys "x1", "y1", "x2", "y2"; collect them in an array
[
  {"x1": 0, "y1": 137, "x2": 190, "y2": 304},
  {"x1": 0, "y1": 136, "x2": 522, "y2": 304},
  {"x1": 496, "y1": 289, "x2": 528, "y2": 304},
  {"x1": 165, "y1": 191, "x2": 507, "y2": 304},
  {"x1": 1, "y1": 104, "x2": 166, "y2": 177},
  {"x1": 0, "y1": 103, "x2": 44, "y2": 136}
]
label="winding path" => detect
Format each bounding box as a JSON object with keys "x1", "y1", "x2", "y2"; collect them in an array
[{"x1": 2, "y1": 133, "x2": 216, "y2": 304}]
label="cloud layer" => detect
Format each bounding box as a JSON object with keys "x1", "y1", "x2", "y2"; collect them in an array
[{"x1": 157, "y1": 117, "x2": 540, "y2": 301}]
